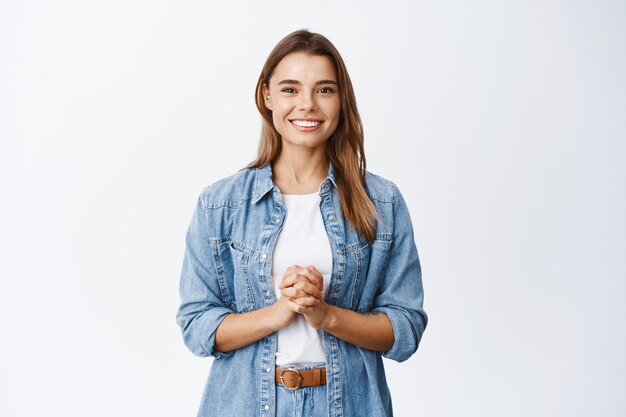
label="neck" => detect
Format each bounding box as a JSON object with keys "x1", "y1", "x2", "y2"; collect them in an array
[{"x1": 272, "y1": 145, "x2": 328, "y2": 194}]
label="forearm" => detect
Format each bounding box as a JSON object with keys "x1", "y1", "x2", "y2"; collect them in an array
[
  {"x1": 214, "y1": 305, "x2": 280, "y2": 353},
  {"x1": 319, "y1": 305, "x2": 394, "y2": 352},
  {"x1": 278, "y1": 266, "x2": 394, "y2": 352}
]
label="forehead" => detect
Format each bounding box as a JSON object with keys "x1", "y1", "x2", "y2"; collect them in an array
[{"x1": 270, "y1": 52, "x2": 337, "y2": 83}]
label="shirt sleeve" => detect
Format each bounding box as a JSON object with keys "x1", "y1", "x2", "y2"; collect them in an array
[
  {"x1": 175, "y1": 192, "x2": 234, "y2": 359},
  {"x1": 372, "y1": 183, "x2": 428, "y2": 362}
]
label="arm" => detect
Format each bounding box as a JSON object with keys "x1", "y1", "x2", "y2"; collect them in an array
[
  {"x1": 315, "y1": 305, "x2": 394, "y2": 352},
  {"x1": 176, "y1": 193, "x2": 234, "y2": 358},
  {"x1": 369, "y1": 183, "x2": 428, "y2": 362},
  {"x1": 213, "y1": 304, "x2": 283, "y2": 353}
]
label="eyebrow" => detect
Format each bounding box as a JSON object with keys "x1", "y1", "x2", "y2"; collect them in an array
[{"x1": 277, "y1": 79, "x2": 338, "y2": 86}]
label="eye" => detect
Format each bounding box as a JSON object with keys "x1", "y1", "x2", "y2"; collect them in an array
[
  {"x1": 318, "y1": 87, "x2": 335, "y2": 94},
  {"x1": 281, "y1": 87, "x2": 296, "y2": 93}
]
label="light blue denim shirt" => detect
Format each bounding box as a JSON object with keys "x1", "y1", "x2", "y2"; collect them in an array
[{"x1": 176, "y1": 162, "x2": 427, "y2": 417}]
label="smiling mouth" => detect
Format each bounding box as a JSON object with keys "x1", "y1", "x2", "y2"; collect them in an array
[{"x1": 290, "y1": 119, "x2": 323, "y2": 128}]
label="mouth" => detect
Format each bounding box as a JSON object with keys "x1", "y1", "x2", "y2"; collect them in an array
[{"x1": 290, "y1": 119, "x2": 323, "y2": 131}]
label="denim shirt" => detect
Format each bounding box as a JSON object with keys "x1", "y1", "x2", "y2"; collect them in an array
[{"x1": 176, "y1": 162, "x2": 427, "y2": 417}]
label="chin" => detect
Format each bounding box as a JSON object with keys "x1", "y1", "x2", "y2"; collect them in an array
[{"x1": 282, "y1": 137, "x2": 329, "y2": 149}]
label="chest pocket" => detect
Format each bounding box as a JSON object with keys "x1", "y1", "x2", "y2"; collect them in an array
[
  {"x1": 348, "y1": 236, "x2": 393, "y2": 312},
  {"x1": 210, "y1": 238, "x2": 257, "y2": 313}
]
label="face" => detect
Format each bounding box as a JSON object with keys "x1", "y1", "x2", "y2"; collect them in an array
[{"x1": 262, "y1": 52, "x2": 341, "y2": 151}]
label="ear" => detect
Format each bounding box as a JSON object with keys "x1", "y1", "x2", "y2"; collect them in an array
[{"x1": 261, "y1": 83, "x2": 272, "y2": 110}]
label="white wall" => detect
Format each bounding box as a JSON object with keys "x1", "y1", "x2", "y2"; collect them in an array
[{"x1": 1, "y1": 1, "x2": 624, "y2": 416}]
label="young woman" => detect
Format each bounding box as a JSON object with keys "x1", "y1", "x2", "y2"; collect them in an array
[{"x1": 176, "y1": 29, "x2": 427, "y2": 417}]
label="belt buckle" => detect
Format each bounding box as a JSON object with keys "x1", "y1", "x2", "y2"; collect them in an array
[{"x1": 279, "y1": 368, "x2": 303, "y2": 391}]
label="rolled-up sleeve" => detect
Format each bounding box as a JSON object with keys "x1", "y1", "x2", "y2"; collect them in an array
[
  {"x1": 372, "y1": 183, "x2": 428, "y2": 362},
  {"x1": 176, "y1": 192, "x2": 234, "y2": 358}
]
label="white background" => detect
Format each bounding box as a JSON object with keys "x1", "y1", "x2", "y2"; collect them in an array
[{"x1": 1, "y1": 1, "x2": 625, "y2": 416}]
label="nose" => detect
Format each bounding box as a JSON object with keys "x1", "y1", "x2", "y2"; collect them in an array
[{"x1": 298, "y1": 92, "x2": 317, "y2": 112}]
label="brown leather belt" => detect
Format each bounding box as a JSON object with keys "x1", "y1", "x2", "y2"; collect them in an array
[{"x1": 275, "y1": 367, "x2": 327, "y2": 390}]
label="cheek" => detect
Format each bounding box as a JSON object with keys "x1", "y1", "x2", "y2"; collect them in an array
[
  {"x1": 271, "y1": 101, "x2": 290, "y2": 119},
  {"x1": 328, "y1": 100, "x2": 341, "y2": 121},
  {"x1": 271, "y1": 106, "x2": 292, "y2": 135},
  {"x1": 271, "y1": 110, "x2": 279, "y2": 124},
  {"x1": 273, "y1": 107, "x2": 287, "y2": 122},
  {"x1": 328, "y1": 101, "x2": 341, "y2": 127}
]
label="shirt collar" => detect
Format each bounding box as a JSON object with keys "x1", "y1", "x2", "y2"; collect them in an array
[{"x1": 252, "y1": 161, "x2": 337, "y2": 204}]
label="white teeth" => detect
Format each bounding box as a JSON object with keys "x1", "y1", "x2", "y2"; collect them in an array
[{"x1": 292, "y1": 120, "x2": 321, "y2": 127}]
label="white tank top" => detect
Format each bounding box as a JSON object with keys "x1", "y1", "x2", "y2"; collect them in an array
[{"x1": 271, "y1": 191, "x2": 333, "y2": 366}]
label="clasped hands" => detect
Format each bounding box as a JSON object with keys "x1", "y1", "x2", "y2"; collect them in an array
[{"x1": 274, "y1": 264, "x2": 331, "y2": 330}]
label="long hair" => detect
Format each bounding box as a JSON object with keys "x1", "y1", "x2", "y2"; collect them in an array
[{"x1": 244, "y1": 29, "x2": 378, "y2": 242}]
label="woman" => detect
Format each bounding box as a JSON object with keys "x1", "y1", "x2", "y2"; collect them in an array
[{"x1": 176, "y1": 29, "x2": 427, "y2": 417}]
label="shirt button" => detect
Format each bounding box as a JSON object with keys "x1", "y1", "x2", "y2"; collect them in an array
[
  {"x1": 262, "y1": 253, "x2": 267, "y2": 259},
  {"x1": 333, "y1": 363, "x2": 339, "y2": 369},
  {"x1": 328, "y1": 214, "x2": 334, "y2": 221},
  {"x1": 266, "y1": 368, "x2": 271, "y2": 373},
  {"x1": 336, "y1": 249, "x2": 341, "y2": 254},
  {"x1": 334, "y1": 400, "x2": 341, "y2": 407},
  {"x1": 265, "y1": 290, "x2": 271, "y2": 296},
  {"x1": 264, "y1": 404, "x2": 270, "y2": 410},
  {"x1": 273, "y1": 218, "x2": 280, "y2": 223}
]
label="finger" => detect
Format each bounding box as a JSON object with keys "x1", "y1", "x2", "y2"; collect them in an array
[
  {"x1": 292, "y1": 280, "x2": 322, "y2": 297},
  {"x1": 294, "y1": 266, "x2": 323, "y2": 290},
  {"x1": 279, "y1": 266, "x2": 306, "y2": 288},
  {"x1": 279, "y1": 268, "x2": 323, "y2": 290},
  {"x1": 282, "y1": 265, "x2": 302, "y2": 281},
  {"x1": 279, "y1": 271, "x2": 313, "y2": 289},
  {"x1": 281, "y1": 286, "x2": 322, "y2": 300},
  {"x1": 280, "y1": 284, "x2": 321, "y2": 300},
  {"x1": 289, "y1": 295, "x2": 320, "y2": 307},
  {"x1": 285, "y1": 299, "x2": 302, "y2": 313},
  {"x1": 286, "y1": 299, "x2": 314, "y2": 314}
]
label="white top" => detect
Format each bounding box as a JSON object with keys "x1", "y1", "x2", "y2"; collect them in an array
[{"x1": 272, "y1": 191, "x2": 333, "y2": 366}]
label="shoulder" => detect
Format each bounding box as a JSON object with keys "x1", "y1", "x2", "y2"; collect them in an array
[
  {"x1": 198, "y1": 167, "x2": 257, "y2": 209},
  {"x1": 364, "y1": 170, "x2": 401, "y2": 204}
]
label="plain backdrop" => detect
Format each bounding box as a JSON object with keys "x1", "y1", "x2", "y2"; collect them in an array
[{"x1": 1, "y1": 1, "x2": 625, "y2": 416}]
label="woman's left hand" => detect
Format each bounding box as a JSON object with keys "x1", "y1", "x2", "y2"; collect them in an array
[{"x1": 278, "y1": 265, "x2": 332, "y2": 330}]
